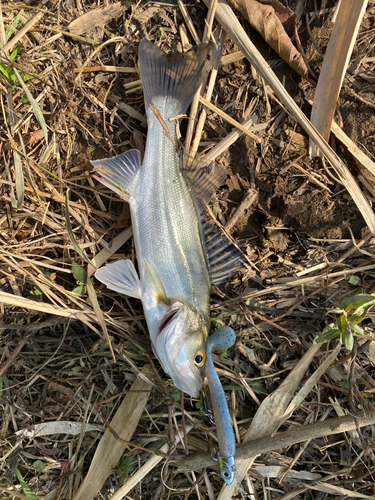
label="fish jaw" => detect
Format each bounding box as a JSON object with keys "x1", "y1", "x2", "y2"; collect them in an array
[{"x1": 152, "y1": 302, "x2": 209, "y2": 398}]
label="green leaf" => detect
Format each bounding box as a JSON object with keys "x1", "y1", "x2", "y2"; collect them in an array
[
  {"x1": 116, "y1": 455, "x2": 134, "y2": 485},
  {"x1": 171, "y1": 389, "x2": 182, "y2": 401},
  {"x1": 350, "y1": 323, "x2": 364, "y2": 336},
  {"x1": 222, "y1": 383, "x2": 243, "y2": 390},
  {"x1": 72, "y1": 285, "x2": 86, "y2": 296},
  {"x1": 341, "y1": 329, "x2": 354, "y2": 351},
  {"x1": 350, "y1": 315, "x2": 368, "y2": 325},
  {"x1": 13, "y1": 68, "x2": 48, "y2": 146},
  {"x1": 0, "y1": 61, "x2": 13, "y2": 79},
  {"x1": 336, "y1": 315, "x2": 346, "y2": 334},
  {"x1": 30, "y1": 285, "x2": 43, "y2": 296},
  {"x1": 330, "y1": 307, "x2": 344, "y2": 314},
  {"x1": 347, "y1": 275, "x2": 362, "y2": 286},
  {"x1": 65, "y1": 189, "x2": 95, "y2": 268},
  {"x1": 33, "y1": 460, "x2": 49, "y2": 473},
  {"x1": 72, "y1": 262, "x2": 87, "y2": 283},
  {"x1": 314, "y1": 328, "x2": 340, "y2": 344},
  {"x1": 6, "y1": 9, "x2": 24, "y2": 42},
  {"x1": 340, "y1": 294, "x2": 375, "y2": 313},
  {"x1": 10, "y1": 45, "x2": 21, "y2": 61}
]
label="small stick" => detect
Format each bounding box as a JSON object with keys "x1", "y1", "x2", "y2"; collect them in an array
[
  {"x1": 203, "y1": 0, "x2": 219, "y2": 43},
  {"x1": 199, "y1": 96, "x2": 260, "y2": 141},
  {"x1": 172, "y1": 410, "x2": 375, "y2": 471},
  {"x1": 201, "y1": 114, "x2": 260, "y2": 165},
  {"x1": 177, "y1": 0, "x2": 201, "y2": 44},
  {"x1": 188, "y1": 31, "x2": 224, "y2": 164},
  {"x1": 225, "y1": 188, "x2": 258, "y2": 232},
  {"x1": 3, "y1": 11, "x2": 44, "y2": 54},
  {"x1": 72, "y1": 65, "x2": 137, "y2": 73}
]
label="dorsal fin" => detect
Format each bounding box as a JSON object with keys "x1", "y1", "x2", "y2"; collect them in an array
[
  {"x1": 183, "y1": 158, "x2": 227, "y2": 213},
  {"x1": 203, "y1": 221, "x2": 243, "y2": 285}
]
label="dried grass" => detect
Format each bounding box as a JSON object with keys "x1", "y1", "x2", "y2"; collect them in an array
[{"x1": 1, "y1": 1, "x2": 375, "y2": 499}]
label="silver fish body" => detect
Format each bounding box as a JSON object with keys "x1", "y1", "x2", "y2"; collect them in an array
[
  {"x1": 131, "y1": 95, "x2": 211, "y2": 334},
  {"x1": 93, "y1": 39, "x2": 220, "y2": 397}
]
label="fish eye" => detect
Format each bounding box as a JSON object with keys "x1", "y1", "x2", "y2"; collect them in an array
[{"x1": 194, "y1": 349, "x2": 206, "y2": 367}]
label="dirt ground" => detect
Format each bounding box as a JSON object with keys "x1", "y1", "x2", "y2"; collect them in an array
[{"x1": 1, "y1": 1, "x2": 375, "y2": 499}]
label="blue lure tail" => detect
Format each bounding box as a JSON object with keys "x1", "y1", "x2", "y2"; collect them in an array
[{"x1": 205, "y1": 326, "x2": 237, "y2": 484}]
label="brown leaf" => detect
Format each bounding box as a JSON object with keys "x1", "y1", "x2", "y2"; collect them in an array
[
  {"x1": 5, "y1": 129, "x2": 44, "y2": 150},
  {"x1": 232, "y1": 0, "x2": 316, "y2": 84},
  {"x1": 68, "y1": 2, "x2": 126, "y2": 35}
]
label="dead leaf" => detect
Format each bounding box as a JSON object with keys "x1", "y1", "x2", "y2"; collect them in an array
[
  {"x1": 231, "y1": 0, "x2": 316, "y2": 84},
  {"x1": 68, "y1": 2, "x2": 126, "y2": 36},
  {"x1": 5, "y1": 129, "x2": 44, "y2": 150}
]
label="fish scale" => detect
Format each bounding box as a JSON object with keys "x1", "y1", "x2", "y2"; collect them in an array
[{"x1": 131, "y1": 98, "x2": 209, "y2": 310}]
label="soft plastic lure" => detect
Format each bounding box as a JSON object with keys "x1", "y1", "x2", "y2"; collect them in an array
[{"x1": 205, "y1": 326, "x2": 237, "y2": 484}]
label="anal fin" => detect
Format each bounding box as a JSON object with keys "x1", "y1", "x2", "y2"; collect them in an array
[
  {"x1": 95, "y1": 259, "x2": 141, "y2": 299},
  {"x1": 182, "y1": 158, "x2": 227, "y2": 213},
  {"x1": 204, "y1": 222, "x2": 243, "y2": 286},
  {"x1": 91, "y1": 149, "x2": 141, "y2": 200}
]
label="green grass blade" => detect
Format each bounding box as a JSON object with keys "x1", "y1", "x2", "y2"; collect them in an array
[
  {"x1": 14, "y1": 467, "x2": 37, "y2": 500},
  {"x1": 65, "y1": 189, "x2": 95, "y2": 268},
  {"x1": 4, "y1": 152, "x2": 17, "y2": 208},
  {"x1": 13, "y1": 148, "x2": 24, "y2": 208},
  {"x1": 13, "y1": 67, "x2": 48, "y2": 146},
  {"x1": 6, "y1": 9, "x2": 24, "y2": 42}
]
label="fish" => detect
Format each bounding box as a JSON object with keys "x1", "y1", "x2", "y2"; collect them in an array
[
  {"x1": 92, "y1": 39, "x2": 242, "y2": 398},
  {"x1": 205, "y1": 326, "x2": 237, "y2": 484}
]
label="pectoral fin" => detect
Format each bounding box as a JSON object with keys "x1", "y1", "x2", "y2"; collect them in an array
[
  {"x1": 142, "y1": 259, "x2": 168, "y2": 304},
  {"x1": 95, "y1": 259, "x2": 141, "y2": 299},
  {"x1": 91, "y1": 149, "x2": 141, "y2": 200}
]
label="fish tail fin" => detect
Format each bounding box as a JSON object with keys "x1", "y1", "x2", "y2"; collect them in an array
[{"x1": 139, "y1": 39, "x2": 220, "y2": 116}]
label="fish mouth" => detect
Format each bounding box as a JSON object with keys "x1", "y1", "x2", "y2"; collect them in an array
[{"x1": 172, "y1": 366, "x2": 202, "y2": 398}]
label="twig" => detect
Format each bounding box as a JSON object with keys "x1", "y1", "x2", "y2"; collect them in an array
[
  {"x1": 199, "y1": 96, "x2": 261, "y2": 141},
  {"x1": 3, "y1": 11, "x2": 45, "y2": 54},
  {"x1": 172, "y1": 411, "x2": 375, "y2": 471},
  {"x1": 177, "y1": 0, "x2": 201, "y2": 44},
  {"x1": 225, "y1": 188, "x2": 258, "y2": 232},
  {"x1": 188, "y1": 31, "x2": 224, "y2": 164}
]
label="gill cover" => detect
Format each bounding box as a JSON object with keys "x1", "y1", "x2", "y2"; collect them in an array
[{"x1": 154, "y1": 303, "x2": 208, "y2": 398}]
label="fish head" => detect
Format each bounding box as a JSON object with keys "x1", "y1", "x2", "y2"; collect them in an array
[{"x1": 153, "y1": 301, "x2": 209, "y2": 398}]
